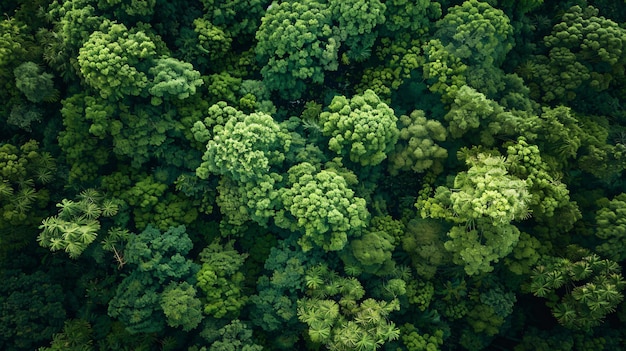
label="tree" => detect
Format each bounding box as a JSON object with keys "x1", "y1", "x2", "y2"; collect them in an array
[
  {"x1": 13, "y1": 62, "x2": 58, "y2": 103},
  {"x1": 276, "y1": 162, "x2": 369, "y2": 252},
  {"x1": 594, "y1": 193, "x2": 626, "y2": 261},
  {"x1": 160, "y1": 282, "x2": 203, "y2": 331},
  {"x1": 298, "y1": 265, "x2": 401, "y2": 351},
  {"x1": 255, "y1": 0, "x2": 338, "y2": 99},
  {"x1": 78, "y1": 20, "x2": 157, "y2": 100},
  {"x1": 434, "y1": 0, "x2": 514, "y2": 68},
  {"x1": 418, "y1": 153, "x2": 531, "y2": 275},
  {"x1": 319, "y1": 90, "x2": 399, "y2": 167},
  {"x1": 196, "y1": 240, "x2": 248, "y2": 319},
  {"x1": 38, "y1": 189, "x2": 119, "y2": 259},
  {"x1": 529, "y1": 246, "x2": 626, "y2": 330},
  {"x1": 0, "y1": 270, "x2": 66, "y2": 351},
  {"x1": 195, "y1": 102, "x2": 291, "y2": 226},
  {"x1": 0, "y1": 140, "x2": 55, "y2": 260},
  {"x1": 147, "y1": 56, "x2": 203, "y2": 105},
  {"x1": 108, "y1": 225, "x2": 201, "y2": 334},
  {"x1": 388, "y1": 110, "x2": 448, "y2": 175}
]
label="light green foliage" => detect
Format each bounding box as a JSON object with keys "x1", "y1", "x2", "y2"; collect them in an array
[
  {"x1": 0, "y1": 270, "x2": 66, "y2": 351},
  {"x1": 205, "y1": 72, "x2": 242, "y2": 105},
  {"x1": 594, "y1": 194, "x2": 626, "y2": 261},
  {"x1": 197, "y1": 108, "x2": 289, "y2": 182},
  {"x1": 13, "y1": 62, "x2": 58, "y2": 103},
  {"x1": 193, "y1": 18, "x2": 232, "y2": 63},
  {"x1": 406, "y1": 280, "x2": 435, "y2": 311},
  {"x1": 255, "y1": 0, "x2": 338, "y2": 99},
  {"x1": 421, "y1": 39, "x2": 468, "y2": 102},
  {"x1": 38, "y1": 189, "x2": 119, "y2": 259},
  {"x1": 160, "y1": 282, "x2": 203, "y2": 331},
  {"x1": 419, "y1": 153, "x2": 531, "y2": 275},
  {"x1": 530, "y1": 246, "x2": 626, "y2": 330},
  {"x1": 388, "y1": 110, "x2": 447, "y2": 175},
  {"x1": 196, "y1": 103, "x2": 290, "y2": 226},
  {"x1": 298, "y1": 265, "x2": 400, "y2": 350},
  {"x1": 328, "y1": 0, "x2": 385, "y2": 62},
  {"x1": 277, "y1": 162, "x2": 369, "y2": 252},
  {"x1": 78, "y1": 21, "x2": 157, "y2": 99},
  {"x1": 443, "y1": 85, "x2": 516, "y2": 145},
  {"x1": 382, "y1": 0, "x2": 441, "y2": 35},
  {"x1": 148, "y1": 57, "x2": 203, "y2": 104},
  {"x1": 445, "y1": 85, "x2": 494, "y2": 139},
  {"x1": 108, "y1": 225, "x2": 200, "y2": 334},
  {"x1": 0, "y1": 18, "x2": 28, "y2": 68},
  {"x1": 401, "y1": 323, "x2": 444, "y2": 351},
  {"x1": 320, "y1": 90, "x2": 399, "y2": 166},
  {"x1": 356, "y1": 35, "x2": 424, "y2": 100},
  {"x1": 445, "y1": 154, "x2": 530, "y2": 225},
  {"x1": 504, "y1": 232, "x2": 543, "y2": 275},
  {"x1": 435, "y1": 0, "x2": 514, "y2": 67},
  {"x1": 196, "y1": 240, "x2": 248, "y2": 319},
  {"x1": 445, "y1": 223, "x2": 521, "y2": 276},
  {"x1": 505, "y1": 137, "x2": 581, "y2": 231}
]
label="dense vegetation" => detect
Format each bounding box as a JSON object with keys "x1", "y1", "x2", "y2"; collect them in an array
[{"x1": 2, "y1": 0, "x2": 626, "y2": 350}]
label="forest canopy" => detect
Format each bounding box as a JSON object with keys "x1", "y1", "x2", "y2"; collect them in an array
[{"x1": 2, "y1": 0, "x2": 626, "y2": 350}]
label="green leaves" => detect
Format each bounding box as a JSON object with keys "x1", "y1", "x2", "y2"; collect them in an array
[
  {"x1": 196, "y1": 240, "x2": 248, "y2": 319},
  {"x1": 108, "y1": 225, "x2": 201, "y2": 334},
  {"x1": 148, "y1": 57, "x2": 203, "y2": 103},
  {"x1": 37, "y1": 189, "x2": 117, "y2": 259},
  {"x1": 78, "y1": 21, "x2": 156, "y2": 100},
  {"x1": 277, "y1": 163, "x2": 369, "y2": 252},
  {"x1": 320, "y1": 90, "x2": 399, "y2": 166},
  {"x1": 388, "y1": 110, "x2": 447, "y2": 175},
  {"x1": 256, "y1": 0, "x2": 337, "y2": 99},
  {"x1": 298, "y1": 265, "x2": 400, "y2": 351},
  {"x1": 13, "y1": 62, "x2": 58, "y2": 103},
  {"x1": 418, "y1": 153, "x2": 531, "y2": 275},
  {"x1": 530, "y1": 248, "x2": 626, "y2": 330}
]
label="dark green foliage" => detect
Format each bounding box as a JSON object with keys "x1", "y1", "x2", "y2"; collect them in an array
[
  {"x1": 107, "y1": 225, "x2": 201, "y2": 334},
  {"x1": 0, "y1": 140, "x2": 55, "y2": 260},
  {"x1": 13, "y1": 62, "x2": 58, "y2": 103},
  {"x1": 530, "y1": 246, "x2": 626, "y2": 330},
  {"x1": 38, "y1": 319, "x2": 94, "y2": 351},
  {"x1": 5, "y1": 1, "x2": 626, "y2": 350},
  {"x1": 0, "y1": 270, "x2": 66, "y2": 351}
]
